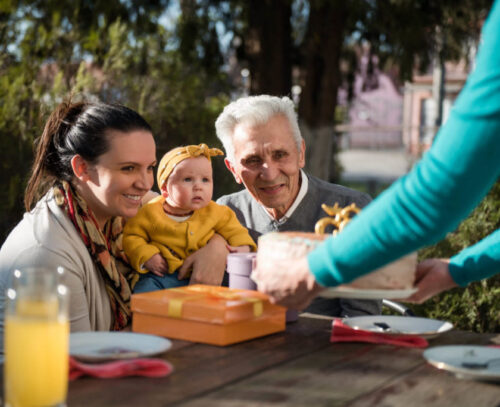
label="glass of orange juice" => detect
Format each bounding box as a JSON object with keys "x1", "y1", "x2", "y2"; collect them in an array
[{"x1": 4, "y1": 267, "x2": 69, "y2": 407}]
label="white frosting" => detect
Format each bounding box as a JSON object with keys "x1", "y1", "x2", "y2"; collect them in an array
[{"x1": 257, "y1": 232, "x2": 416, "y2": 289}]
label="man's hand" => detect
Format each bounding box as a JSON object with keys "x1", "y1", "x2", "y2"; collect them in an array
[
  {"x1": 252, "y1": 255, "x2": 324, "y2": 310},
  {"x1": 403, "y1": 258, "x2": 458, "y2": 304},
  {"x1": 178, "y1": 234, "x2": 229, "y2": 285},
  {"x1": 144, "y1": 253, "x2": 169, "y2": 277},
  {"x1": 226, "y1": 244, "x2": 251, "y2": 254}
]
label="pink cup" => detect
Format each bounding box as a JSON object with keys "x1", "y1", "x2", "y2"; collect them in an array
[
  {"x1": 227, "y1": 253, "x2": 257, "y2": 290},
  {"x1": 227, "y1": 253, "x2": 298, "y2": 323}
]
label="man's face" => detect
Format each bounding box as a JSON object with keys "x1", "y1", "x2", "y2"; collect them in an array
[{"x1": 225, "y1": 114, "x2": 306, "y2": 219}]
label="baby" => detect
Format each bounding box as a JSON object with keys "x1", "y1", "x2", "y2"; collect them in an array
[{"x1": 123, "y1": 143, "x2": 256, "y2": 293}]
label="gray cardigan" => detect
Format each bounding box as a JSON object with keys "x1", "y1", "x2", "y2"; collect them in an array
[{"x1": 217, "y1": 173, "x2": 382, "y2": 317}]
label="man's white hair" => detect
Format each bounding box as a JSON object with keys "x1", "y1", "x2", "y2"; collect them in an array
[{"x1": 215, "y1": 95, "x2": 303, "y2": 163}]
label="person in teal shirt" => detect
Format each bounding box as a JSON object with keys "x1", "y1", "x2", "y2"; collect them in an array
[{"x1": 252, "y1": 0, "x2": 500, "y2": 309}]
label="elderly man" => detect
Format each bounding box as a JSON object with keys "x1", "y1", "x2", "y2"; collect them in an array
[{"x1": 216, "y1": 95, "x2": 381, "y2": 317}]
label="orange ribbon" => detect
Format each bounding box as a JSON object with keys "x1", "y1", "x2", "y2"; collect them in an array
[{"x1": 166, "y1": 285, "x2": 263, "y2": 318}]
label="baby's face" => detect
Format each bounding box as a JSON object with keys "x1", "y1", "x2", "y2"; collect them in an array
[{"x1": 162, "y1": 156, "x2": 213, "y2": 214}]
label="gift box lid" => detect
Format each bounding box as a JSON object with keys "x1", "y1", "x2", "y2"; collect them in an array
[{"x1": 131, "y1": 285, "x2": 284, "y2": 325}]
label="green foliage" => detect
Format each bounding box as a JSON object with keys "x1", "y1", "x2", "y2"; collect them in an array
[
  {"x1": 0, "y1": 1, "x2": 232, "y2": 244},
  {"x1": 357, "y1": 0, "x2": 494, "y2": 80},
  {"x1": 407, "y1": 180, "x2": 500, "y2": 332}
]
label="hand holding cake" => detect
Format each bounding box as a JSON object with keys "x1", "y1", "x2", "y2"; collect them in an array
[
  {"x1": 252, "y1": 204, "x2": 417, "y2": 309},
  {"x1": 251, "y1": 253, "x2": 324, "y2": 310}
]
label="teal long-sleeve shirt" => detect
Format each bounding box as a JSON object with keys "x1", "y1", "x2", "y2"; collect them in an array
[{"x1": 308, "y1": 0, "x2": 500, "y2": 288}]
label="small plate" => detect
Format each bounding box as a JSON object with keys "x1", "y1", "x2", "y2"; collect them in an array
[
  {"x1": 342, "y1": 315, "x2": 453, "y2": 338},
  {"x1": 423, "y1": 345, "x2": 500, "y2": 382},
  {"x1": 70, "y1": 332, "x2": 172, "y2": 362},
  {"x1": 319, "y1": 287, "x2": 417, "y2": 300}
]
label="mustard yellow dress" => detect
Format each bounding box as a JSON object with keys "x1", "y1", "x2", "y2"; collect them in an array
[{"x1": 123, "y1": 196, "x2": 256, "y2": 274}]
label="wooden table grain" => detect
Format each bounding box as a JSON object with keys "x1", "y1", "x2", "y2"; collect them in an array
[{"x1": 7, "y1": 314, "x2": 500, "y2": 406}]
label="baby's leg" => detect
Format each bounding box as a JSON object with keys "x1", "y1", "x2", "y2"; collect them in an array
[{"x1": 133, "y1": 270, "x2": 189, "y2": 293}]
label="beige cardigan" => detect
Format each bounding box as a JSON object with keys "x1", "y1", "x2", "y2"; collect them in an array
[{"x1": 0, "y1": 191, "x2": 113, "y2": 356}]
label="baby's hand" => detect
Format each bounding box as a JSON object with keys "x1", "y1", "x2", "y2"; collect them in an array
[
  {"x1": 226, "y1": 244, "x2": 251, "y2": 254},
  {"x1": 144, "y1": 254, "x2": 169, "y2": 277}
]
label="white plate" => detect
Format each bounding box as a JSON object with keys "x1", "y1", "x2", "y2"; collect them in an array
[
  {"x1": 318, "y1": 287, "x2": 417, "y2": 300},
  {"x1": 70, "y1": 332, "x2": 172, "y2": 362},
  {"x1": 423, "y1": 345, "x2": 500, "y2": 382},
  {"x1": 342, "y1": 315, "x2": 453, "y2": 338}
]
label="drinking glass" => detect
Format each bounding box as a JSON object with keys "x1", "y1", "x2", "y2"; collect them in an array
[{"x1": 4, "y1": 267, "x2": 69, "y2": 407}]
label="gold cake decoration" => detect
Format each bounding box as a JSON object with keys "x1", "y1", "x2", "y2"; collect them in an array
[{"x1": 314, "y1": 203, "x2": 361, "y2": 236}]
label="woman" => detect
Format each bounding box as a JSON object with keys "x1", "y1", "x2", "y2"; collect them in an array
[
  {"x1": 0, "y1": 101, "x2": 227, "y2": 354},
  {"x1": 252, "y1": 0, "x2": 500, "y2": 309}
]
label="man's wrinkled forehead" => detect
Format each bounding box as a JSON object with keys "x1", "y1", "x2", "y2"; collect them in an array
[
  {"x1": 233, "y1": 114, "x2": 293, "y2": 138},
  {"x1": 234, "y1": 129, "x2": 300, "y2": 167}
]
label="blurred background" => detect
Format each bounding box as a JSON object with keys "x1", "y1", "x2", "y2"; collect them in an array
[{"x1": 1, "y1": 0, "x2": 498, "y2": 330}]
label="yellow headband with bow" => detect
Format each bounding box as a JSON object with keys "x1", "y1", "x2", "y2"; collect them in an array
[{"x1": 157, "y1": 143, "x2": 224, "y2": 189}]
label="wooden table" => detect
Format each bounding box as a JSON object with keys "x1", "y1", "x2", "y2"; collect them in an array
[
  {"x1": 66, "y1": 314, "x2": 500, "y2": 406},
  {"x1": 5, "y1": 315, "x2": 500, "y2": 406}
]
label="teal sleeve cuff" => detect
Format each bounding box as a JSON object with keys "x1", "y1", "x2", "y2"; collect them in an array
[
  {"x1": 448, "y1": 230, "x2": 500, "y2": 287},
  {"x1": 448, "y1": 261, "x2": 468, "y2": 287}
]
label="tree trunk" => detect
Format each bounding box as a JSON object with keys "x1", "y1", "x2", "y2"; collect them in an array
[
  {"x1": 300, "y1": 122, "x2": 336, "y2": 182},
  {"x1": 246, "y1": 0, "x2": 292, "y2": 95},
  {"x1": 298, "y1": 0, "x2": 346, "y2": 181}
]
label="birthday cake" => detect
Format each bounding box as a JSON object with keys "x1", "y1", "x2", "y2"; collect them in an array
[{"x1": 256, "y1": 231, "x2": 416, "y2": 290}]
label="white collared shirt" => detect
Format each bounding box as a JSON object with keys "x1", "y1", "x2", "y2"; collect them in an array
[{"x1": 261, "y1": 169, "x2": 308, "y2": 225}]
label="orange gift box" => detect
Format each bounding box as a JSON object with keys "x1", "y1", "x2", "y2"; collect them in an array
[{"x1": 131, "y1": 285, "x2": 286, "y2": 346}]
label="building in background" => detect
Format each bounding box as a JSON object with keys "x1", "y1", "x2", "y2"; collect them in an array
[
  {"x1": 337, "y1": 50, "x2": 404, "y2": 150},
  {"x1": 402, "y1": 60, "x2": 469, "y2": 156}
]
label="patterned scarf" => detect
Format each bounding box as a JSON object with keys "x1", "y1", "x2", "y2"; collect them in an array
[{"x1": 53, "y1": 181, "x2": 138, "y2": 330}]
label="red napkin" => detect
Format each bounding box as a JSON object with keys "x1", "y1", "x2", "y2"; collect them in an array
[
  {"x1": 330, "y1": 318, "x2": 428, "y2": 348},
  {"x1": 69, "y1": 357, "x2": 173, "y2": 380}
]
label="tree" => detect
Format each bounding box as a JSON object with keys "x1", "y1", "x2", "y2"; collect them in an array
[
  {"x1": 244, "y1": 0, "x2": 292, "y2": 95},
  {"x1": 1, "y1": 0, "x2": 494, "y2": 245},
  {"x1": 229, "y1": 0, "x2": 492, "y2": 180},
  {"x1": 0, "y1": 0, "x2": 230, "y2": 244},
  {"x1": 297, "y1": 0, "x2": 346, "y2": 180}
]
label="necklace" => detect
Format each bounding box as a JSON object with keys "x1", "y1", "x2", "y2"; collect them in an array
[{"x1": 163, "y1": 202, "x2": 193, "y2": 217}]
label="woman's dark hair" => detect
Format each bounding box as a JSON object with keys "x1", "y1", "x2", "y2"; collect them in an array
[{"x1": 25, "y1": 100, "x2": 153, "y2": 211}]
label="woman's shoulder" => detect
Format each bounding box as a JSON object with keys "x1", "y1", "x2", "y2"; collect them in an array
[{"x1": 0, "y1": 193, "x2": 90, "y2": 276}]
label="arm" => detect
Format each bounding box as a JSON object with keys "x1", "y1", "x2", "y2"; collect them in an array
[
  {"x1": 405, "y1": 230, "x2": 500, "y2": 303},
  {"x1": 308, "y1": 1, "x2": 500, "y2": 287},
  {"x1": 449, "y1": 229, "x2": 500, "y2": 286},
  {"x1": 178, "y1": 234, "x2": 229, "y2": 285},
  {"x1": 213, "y1": 205, "x2": 257, "y2": 251},
  {"x1": 1, "y1": 245, "x2": 93, "y2": 331},
  {"x1": 123, "y1": 213, "x2": 161, "y2": 273},
  {"x1": 124, "y1": 202, "x2": 186, "y2": 275}
]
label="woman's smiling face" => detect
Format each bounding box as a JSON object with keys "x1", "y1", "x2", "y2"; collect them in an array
[{"x1": 82, "y1": 129, "x2": 156, "y2": 227}]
